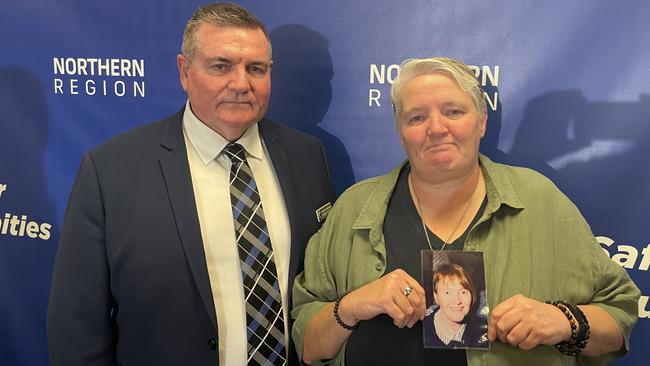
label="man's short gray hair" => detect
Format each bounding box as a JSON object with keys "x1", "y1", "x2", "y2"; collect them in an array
[
  {"x1": 181, "y1": 2, "x2": 271, "y2": 63},
  {"x1": 390, "y1": 57, "x2": 486, "y2": 126}
]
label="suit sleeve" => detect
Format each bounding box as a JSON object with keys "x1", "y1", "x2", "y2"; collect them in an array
[
  {"x1": 315, "y1": 138, "x2": 336, "y2": 203},
  {"x1": 47, "y1": 153, "x2": 116, "y2": 366}
]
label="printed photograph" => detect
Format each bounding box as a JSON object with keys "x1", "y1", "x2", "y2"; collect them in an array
[{"x1": 422, "y1": 251, "x2": 489, "y2": 350}]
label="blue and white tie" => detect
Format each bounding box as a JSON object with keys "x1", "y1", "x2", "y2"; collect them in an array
[{"x1": 225, "y1": 142, "x2": 286, "y2": 366}]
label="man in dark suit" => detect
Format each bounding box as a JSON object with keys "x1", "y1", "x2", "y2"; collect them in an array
[{"x1": 47, "y1": 3, "x2": 334, "y2": 365}]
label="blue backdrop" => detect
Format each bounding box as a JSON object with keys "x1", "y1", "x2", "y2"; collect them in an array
[{"x1": 1, "y1": 1, "x2": 648, "y2": 364}]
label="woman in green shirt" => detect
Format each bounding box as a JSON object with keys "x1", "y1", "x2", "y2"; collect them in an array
[{"x1": 292, "y1": 56, "x2": 640, "y2": 366}]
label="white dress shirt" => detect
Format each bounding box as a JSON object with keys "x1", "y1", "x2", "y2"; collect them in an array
[{"x1": 182, "y1": 102, "x2": 291, "y2": 365}]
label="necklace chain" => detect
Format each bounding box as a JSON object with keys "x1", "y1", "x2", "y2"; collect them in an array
[{"x1": 410, "y1": 174, "x2": 479, "y2": 251}]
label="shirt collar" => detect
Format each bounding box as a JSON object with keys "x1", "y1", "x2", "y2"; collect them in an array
[
  {"x1": 478, "y1": 154, "x2": 525, "y2": 212},
  {"x1": 352, "y1": 154, "x2": 525, "y2": 232},
  {"x1": 182, "y1": 100, "x2": 264, "y2": 164}
]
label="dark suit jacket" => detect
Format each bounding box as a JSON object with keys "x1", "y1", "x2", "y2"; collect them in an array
[{"x1": 47, "y1": 108, "x2": 335, "y2": 366}]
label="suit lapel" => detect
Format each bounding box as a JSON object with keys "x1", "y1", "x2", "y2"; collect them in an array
[
  {"x1": 259, "y1": 120, "x2": 301, "y2": 283},
  {"x1": 158, "y1": 111, "x2": 217, "y2": 329}
]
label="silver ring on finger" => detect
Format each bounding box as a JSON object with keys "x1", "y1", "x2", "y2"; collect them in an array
[{"x1": 403, "y1": 286, "x2": 413, "y2": 297}]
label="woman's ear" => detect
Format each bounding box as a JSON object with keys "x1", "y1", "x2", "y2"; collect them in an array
[{"x1": 479, "y1": 109, "x2": 487, "y2": 138}]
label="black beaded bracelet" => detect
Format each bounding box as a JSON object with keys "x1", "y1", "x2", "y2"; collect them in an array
[
  {"x1": 562, "y1": 301, "x2": 590, "y2": 342},
  {"x1": 546, "y1": 300, "x2": 590, "y2": 356},
  {"x1": 333, "y1": 296, "x2": 359, "y2": 331}
]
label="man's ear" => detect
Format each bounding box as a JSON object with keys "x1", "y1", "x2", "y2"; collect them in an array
[{"x1": 177, "y1": 54, "x2": 189, "y2": 92}]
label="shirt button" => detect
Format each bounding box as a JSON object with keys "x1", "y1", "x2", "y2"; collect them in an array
[
  {"x1": 375, "y1": 262, "x2": 383, "y2": 271},
  {"x1": 207, "y1": 338, "x2": 217, "y2": 350}
]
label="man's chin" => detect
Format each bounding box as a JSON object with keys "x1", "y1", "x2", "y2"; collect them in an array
[
  {"x1": 217, "y1": 117, "x2": 262, "y2": 132},
  {"x1": 220, "y1": 102, "x2": 252, "y2": 109}
]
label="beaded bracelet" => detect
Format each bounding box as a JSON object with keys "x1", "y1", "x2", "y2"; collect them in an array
[
  {"x1": 546, "y1": 300, "x2": 590, "y2": 356},
  {"x1": 333, "y1": 296, "x2": 359, "y2": 331},
  {"x1": 562, "y1": 301, "x2": 590, "y2": 342}
]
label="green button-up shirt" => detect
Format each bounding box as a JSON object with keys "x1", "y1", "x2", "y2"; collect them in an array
[{"x1": 292, "y1": 155, "x2": 639, "y2": 366}]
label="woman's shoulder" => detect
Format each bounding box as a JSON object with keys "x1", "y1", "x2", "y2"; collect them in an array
[
  {"x1": 481, "y1": 155, "x2": 571, "y2": 208},
  {"x1": 482, "y1": 155, "x2": 557, "y2": 189},
  {"x1": 422, "y1": 312, "x2": 443, "y2": 347},
  {"x1": 334, "y1": 165, "x2": 403, "y2": 207}
]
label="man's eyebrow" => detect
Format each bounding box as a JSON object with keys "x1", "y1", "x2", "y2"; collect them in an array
[
  {"x1": 204, "y1": 56, "x2": 231, "y2": 63},
  {"x1": 202, "y1": 57, "x2": 269, "y2": 66},
  {"x1": 248, "y1": 60, "x2": 270, "y2": 66}
]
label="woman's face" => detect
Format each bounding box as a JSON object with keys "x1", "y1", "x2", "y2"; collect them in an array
[
  {"x1": 398, "y1": 72, "x2": 486, "y2": 182},
  {"x1": 434, "y1": 277, "x2": 472, "y2": 323}
]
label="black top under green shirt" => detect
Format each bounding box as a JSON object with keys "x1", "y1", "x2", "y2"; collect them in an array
[{"x1": 345, "y1": 164, "x2": 486, "y2": 365}]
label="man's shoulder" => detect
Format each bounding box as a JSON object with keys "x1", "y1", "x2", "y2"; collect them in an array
[
  {"x1": 90, "y1": 109, "x2": 182, "y2": 157},
  {"x1": 258, "y1": 118, "x2": 320, "y2": 146}
]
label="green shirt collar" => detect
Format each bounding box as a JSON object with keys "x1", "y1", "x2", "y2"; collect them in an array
[
  {"x1": 479, "y1": 154, "x2": 525, "y2": 214},
  {"x1": 351, "y1": 154, "x2": 525, "y2": 233}
]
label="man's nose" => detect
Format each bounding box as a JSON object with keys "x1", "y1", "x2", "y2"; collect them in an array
[{"x1": 228, "y1": 68, "x2": 250, "y2": 93}]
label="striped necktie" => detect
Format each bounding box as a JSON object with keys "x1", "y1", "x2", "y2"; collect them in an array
[{"x1": 224, "y1": 142, "x2": 286, "y2": 366}]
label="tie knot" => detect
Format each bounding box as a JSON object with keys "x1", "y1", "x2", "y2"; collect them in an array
[{"x1": 224, "y1": 142, "x2": 246, "y2": 163}]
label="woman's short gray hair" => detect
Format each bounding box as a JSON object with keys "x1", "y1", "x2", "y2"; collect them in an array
[
  {"x1": 181, "y1": 2, "x2": 271, "y2": 64},
  {"x1": 390, "y1": 57, "x2": 486, "y2": 125}
]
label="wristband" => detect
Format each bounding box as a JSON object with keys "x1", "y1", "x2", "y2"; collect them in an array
[
  {"x1": 546, "y1": 300, "x2": 590, "y2": 356},
  {"x1": 333, "y1": 296, "x2": 359, "y2": 331}
]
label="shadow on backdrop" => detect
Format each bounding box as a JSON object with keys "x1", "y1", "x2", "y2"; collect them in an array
[
  {"x1": 0, "y1": 67, "x2": 58, "y2": 365},
  {"x1": 268, "y1": 24, "x2": 355, "y2": 195},
  {"x1": 479, "y1": 84, "x2": 509, "y2": 164},
  {"x1": 508, "y1": 90, "x2": 650, "y2": 233}
]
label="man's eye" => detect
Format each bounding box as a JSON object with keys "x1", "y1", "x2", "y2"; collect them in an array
[
  {"x1": 211, "y1": 64, "x2": 229, "y2": 71},
  {"x1": 248, "y1": 65, "x2": 267, "y2": 74}
]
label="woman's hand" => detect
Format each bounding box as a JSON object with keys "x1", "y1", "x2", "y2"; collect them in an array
[
  {"x1": 302, "y1": 268, "x2": 427, "y2": 364},
  {"x1": 338, "y1": 269, "x2": 426, "y2": 328},
  {"x1": 487, "y1": 294, "x2": 572, "y2": 350}
]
